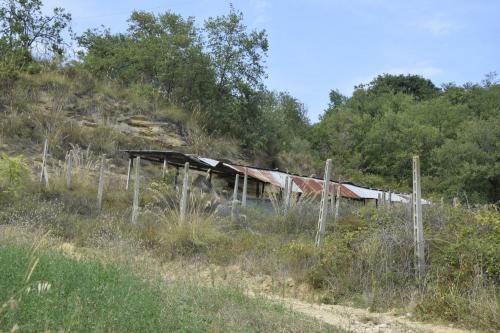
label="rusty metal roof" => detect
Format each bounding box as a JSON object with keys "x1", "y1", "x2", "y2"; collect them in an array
[{"x1": 121, "y1": 150, "x2": 407, "y2": 201}]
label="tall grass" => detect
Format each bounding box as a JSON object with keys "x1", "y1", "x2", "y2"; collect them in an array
[{"x1": 0, "y1": 241, "x2": 339, "y2": 332}]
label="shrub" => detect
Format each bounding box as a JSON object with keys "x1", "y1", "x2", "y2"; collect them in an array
[{"x1": 0, "y1": 153, "x2": 30, "y2": 199}]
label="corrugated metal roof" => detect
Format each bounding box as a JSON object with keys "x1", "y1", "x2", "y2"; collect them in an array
[{"x1": 122, "y1": 150, "x2": 419, "y2": 202}]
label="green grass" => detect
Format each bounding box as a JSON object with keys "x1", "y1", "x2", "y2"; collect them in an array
[{"x1": 0, "y1": 241, "x2": 339, "y2": 333}]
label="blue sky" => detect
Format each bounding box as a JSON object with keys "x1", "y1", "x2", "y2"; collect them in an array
[{"x1": 44, "y1": 0, "x2": 500, "y2": 121}]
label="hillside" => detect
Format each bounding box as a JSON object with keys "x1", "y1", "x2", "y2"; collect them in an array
[{"x1": 1, "y1": 1, "x2": 499, "y2": 332}]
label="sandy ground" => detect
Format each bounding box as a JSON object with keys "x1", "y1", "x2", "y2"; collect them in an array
[
  {"x1": 262, "y1": 294, "x2": 473, "y2": 333},
  {"x1": 162, "y1": 263, "x2": 475, "y2": 333}
]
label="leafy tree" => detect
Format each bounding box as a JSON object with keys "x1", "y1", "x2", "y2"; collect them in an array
[
  {"x1": 357, "y1": 74, "x2": 440, "y2": 100},
  {"x1": 78, "y1": 11, "x2": 214, "y2": 112},
  {"x1": 0, "y1": 0, "x2": 71, "y2": 65},
  {"x1": 204, "y1": 5, "x2": 268, "y2": 97},
  {"x1": 312, "y1": 74, "x2": 500, "y2": 203}
]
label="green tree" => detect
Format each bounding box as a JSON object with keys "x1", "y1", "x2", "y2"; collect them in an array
[
  {"x1": 358, "y1": 74, "x2": 440, "y2": 100},
  {"x1": 0, "y1": 0, "x2": 71, "y2": 65},
  {"x1": 204, "y1": 5, "x2": 268, "y2": 98}
]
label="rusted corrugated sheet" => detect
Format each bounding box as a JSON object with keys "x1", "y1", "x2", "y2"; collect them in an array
[
  {"x1": 122, "y1": 150, "x2": 407, "y2": 201},
  {"x1": 291, "y1": 176, "x2": 359, "y2": 199}
]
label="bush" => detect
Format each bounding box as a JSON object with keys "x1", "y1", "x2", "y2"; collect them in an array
[{"x1": 0, "y1": 153, "x2": 30, "y2": 199}]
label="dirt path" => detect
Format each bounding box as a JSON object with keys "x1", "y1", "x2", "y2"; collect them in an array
[
  {"x1": 261, "y1": 294, "x2": 473, "y2": 333},
  {"x1": 162, "y1": 263, "x2": 475, "y2": 333}
]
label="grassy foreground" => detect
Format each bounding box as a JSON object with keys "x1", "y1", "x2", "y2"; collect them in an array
[{"x1": 0, "y1": 241, "x2": 338, "y2": 333}]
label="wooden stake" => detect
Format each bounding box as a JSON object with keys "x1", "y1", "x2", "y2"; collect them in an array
[
  {"x1": 40, "y1": 138, "x2": 49, "y2": 188},
  {"x1": 179, "y1": 162, "x2": 189, "y2": 224},
  {"x1": 97, "y1": 155, "x2": 105, "y2": 211},
  {"x1": 125, "y1": 157, "x2": 132, "y2": 190},
  {"x1": 162, "y1": 158, "x2": 167, "y2": 179},
  {"x1": 315, "y1": 159, "x2": 332, "y2": 248},
  {"x1": 242, "y1": 168, "x2": 248, "y2": 207},
  {"x1": 231, "y1": 174, "x2": 240, "y2": 221},
  {"x1": 412, "y1": 156, "x2": 425, "y2": 280},
  {"x1": 66, "y1": 150, "x2": 72, "y2": 189},
  {"x1": 131, "y1": 156, "x2": 141, "y2": 224}
]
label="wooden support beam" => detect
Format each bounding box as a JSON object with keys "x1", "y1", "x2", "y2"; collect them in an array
[
  {"x1": 412, "y1": 156, "x2": 425, "y2": 281},
  {"x1": 126, "y1": 158, "x2": 132, "y2": 190},
  {"x1": 174, "y1": 167, "x2": 179, "y2": 189},
  {"x1": 333, "y1": 179, "x2": 341, "y2": 230},
  {"x1": 231, "y1": 174, "x2": 240, "y2": 222},
  {"x1": 179, "y1": 162, "x2": 189, "y2": 224},
  {"x1": 131, "y1": 156, "x2": 141, "y2": 224},
  {"x1": 242, "y1": 168, "x2": 248, "y2": 207},
  {"x1": 315, "y1": 159, "x2": 332, "y2": 248},
  {"x1": 162, "y1": 158, "x2": 167, "y2": 179}
]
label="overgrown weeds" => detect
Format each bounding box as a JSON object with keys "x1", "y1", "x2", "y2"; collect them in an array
[{"x1": 0, "y1": 150, "x2": 498, "y2": 331}]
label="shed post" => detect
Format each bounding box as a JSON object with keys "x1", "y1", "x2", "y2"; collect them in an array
[
  {"x1": 333, "y1": 179, "x2": 341, "y2": 230},
  {"x1": 66, "y1": 150, "x2": 72, "y2": 189},
  {"x1": 40, "y1": 138, "x2": 49, "y2": 188},
  {"x1": 242, "y1": 168, "x2": 248, "y2": 207},
  {"x1": 412, "y1": 156, "x2": 425, "y2": 281},
  {"x1": 97, "y1": 155, "x2": 105, "y2": 211},
  {"x1": 315, "y1": 159, "x2": 332, "y2": 248},
  {"x1": 125, "y1": 157, "x2": 132, "y2": 190},
  {"x1": 162, "y1": 158, "x2": 167, "y2": 179},
  {"x1": 131, "y1": 156, "x2": 141, "y2": 224},
  {"x1": 330, "y1": 187, "x2": 335, "y2": 215},
  {"x1": 287, "y1": 176, "x2": 293, "y2": 211},
  {"x1": 179, "y1": 162, "x2": 189, "y2": 224},
  {"x1": 284, "y1": 176, "x2": 293, "y2": 214},
  {"x1": 281, "y1": 176, "x2": 289, "y2": 214},
  {"x1": 231, "y1": 174, "x2": 240, "y2": 221},
  {"x1": 174, "y1": 167, "x2": 179, "y2": 189},
  {"x1": 388, "y1": 191, "x2": 392, "y2": 208}
]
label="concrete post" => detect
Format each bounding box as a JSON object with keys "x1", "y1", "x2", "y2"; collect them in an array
[
  {"x1": 412, "y1": 156, "x2": 425, "y2": 280},
  {"x1": 131, "y1": 156, "x2": 141, "y2": 224},
  {"x1": 66, "y1": 150, "x2": 72, "y2": 189},
  {"x1": 231, "y1": 174, "x2": 240, "y2": 221},
  {"x1": 315, "y1": 159, "x2": 332, "y2": 248},
  {"x1": 97, "y1": 155, "x2": 105, "y2": 211},
  {"x1": 40, "y1": 138, "x2": 49, "y2": 188},
  {"x1": 242, "y1": 168, "x2": 248, "y2": 207},
  {"x1": 125, "y1": 157, "x2": 132, "y2": 190}
]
